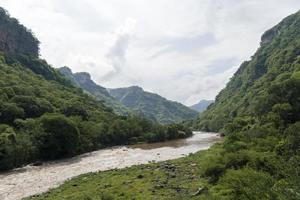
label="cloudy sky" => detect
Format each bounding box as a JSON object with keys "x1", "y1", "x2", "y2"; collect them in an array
[{"x1": 1, "y1": 0, "x2": 300, "y2": 105}]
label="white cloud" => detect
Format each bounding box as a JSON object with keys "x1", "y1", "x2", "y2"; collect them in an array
[{"x1": 1, "y1": 0, "x2": 300, "y2": 105}]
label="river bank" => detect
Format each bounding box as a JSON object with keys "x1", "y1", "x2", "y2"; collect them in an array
[{"x1": 0, "y1": 132, "x2": 220, "y2": 200}]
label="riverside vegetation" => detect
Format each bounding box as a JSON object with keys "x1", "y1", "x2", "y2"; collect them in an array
[
  {"x1": 28, "y1": 10, "x2": 300, "y2": 200},
  {"x1": 0, "y1": 7, "x2": 192, "y2": 171}
]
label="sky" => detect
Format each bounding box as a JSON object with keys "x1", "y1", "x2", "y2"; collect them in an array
[{"x1": 1, "y1": 0, "x2": 300, "y2": 106}]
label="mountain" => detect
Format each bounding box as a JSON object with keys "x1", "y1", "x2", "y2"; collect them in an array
[
  {"x1": 108, "y1": 86, "x2": 198, "y2": 124},
  {"x1": 0, "y1": 7, "x2": 192, "y2": 171},
  {"x1": 59, "y1": 67, "x2": 198, "y2": 124},
  {"x1": 189, "y1": 10, "x2": 300, "y2": 198},
  {"x1": 190, "y1": 99, "x2": 214, "y2": 112},
  {"x1": 196, "y1": 10, "x2": 300, "y2": 132},
  {"x1": 58, "y1": 67, "x2": 130, "y2": 115}
]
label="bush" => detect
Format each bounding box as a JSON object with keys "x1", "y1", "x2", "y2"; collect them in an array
[
  {"x1": 213, "y1": 168, "x2": 276, "y2": 200},
  {"x1": 203, "y1": 162, "x2": 226, "y2": 184},
  {"x1": 0, "y1": 102, "x2": 24, "y2": 124}
]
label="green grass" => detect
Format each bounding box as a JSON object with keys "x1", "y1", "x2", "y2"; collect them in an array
[{"x1": 26, "y1": 143, "x2": 223, "y2": 200}]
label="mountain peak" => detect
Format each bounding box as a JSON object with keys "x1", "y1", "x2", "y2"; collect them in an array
[
  {"x1": 0, "y1": 7, "x2": 39, "y2": 56},
  {"x1": 190, "y1": 99, "x2": 214, "y2": 113},
  {"x1": 261, "y1": 10, "x2": 300, "y2": 46},
  {"x1": 128, "y1": 85, "x2": 144, "y2": 91},
  {"x1": 59, "y1": 66, "x2": 73, "y2": 76},
  {"x1": 74, "y1": 72, "x2": 91, "y2": 81}
]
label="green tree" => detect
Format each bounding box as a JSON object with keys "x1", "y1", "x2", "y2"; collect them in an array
[{"x1": 36, "y1": 114, "x2": 80, "y2": 159}]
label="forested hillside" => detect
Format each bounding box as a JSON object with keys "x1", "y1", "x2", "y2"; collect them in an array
[
  {"x1": 109, "y1": 86, "x2": 198, "y2": 124},
  {"x1": 59, "y1": 66, "x2": 131, "y2": 115},
  {"x1": 0, "y1": 8, "x2": 192, "y2": 171},
  {"x1": 190, "y1": 10, "x2": 300, "y2": 199},
  {"x1": 196, "y1": 10, "x2": 300, "y2": 132}
]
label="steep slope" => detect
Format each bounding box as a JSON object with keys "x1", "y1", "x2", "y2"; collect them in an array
[
  {"x1": 0, "y1": 8, "x2": 192, "y2": 171},
  {"x1": 59, "y1": 67, "x2": 131, "y2": 115},
  {"x1": 187, "y1": 10, "x2": 300, "y2": 198},
  {"x1": 190, "y1": 99, "x2": 214, "y2": 113},
  {"x1": 109, "y1": 86, "x2": 199, "y2": 124},
  {"x1": 196, "y1": 10, "x2": 300, "y2": 132}
]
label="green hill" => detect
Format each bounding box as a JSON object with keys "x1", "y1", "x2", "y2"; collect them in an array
[
  {"x1": 196, "y1": 10, "x2": 300, "y2": 133},
  {"x1": 189, "y1": 9, "x2": 300, "y2": 198},
  {"x1": 0, "y1": 7, "x2": 192, "y2": 171},
  {"x1": 109, "y1": 86, "x2": 199, "y2": 124},
  {"x1": 58, "y1": 66, "x2": 131, "y2": 115}
]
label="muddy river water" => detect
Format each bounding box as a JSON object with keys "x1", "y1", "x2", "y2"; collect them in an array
[{"x1": 0, "y1": 132, "x2": 220, "y2": 200}]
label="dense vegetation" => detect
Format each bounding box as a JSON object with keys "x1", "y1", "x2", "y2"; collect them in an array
[
  {"x1": 30, "y1": 10, "x2": 300, "y2": 200},
  {"x1": 59, "y1": 66, "x2": 131, "y2": 115},
  {"x1": 109, "y1": 86, "x2": 198, "y2": 124},
  {"x1": 0, "y1": 8, "x2": 192, "y2": 171}
]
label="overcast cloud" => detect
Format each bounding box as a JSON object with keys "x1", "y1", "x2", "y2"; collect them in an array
[{"x1": 1, "y1": 0, "x2": 300, "y2": 105}]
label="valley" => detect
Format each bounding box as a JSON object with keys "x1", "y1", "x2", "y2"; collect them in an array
[{"x1": 0, "y1": 3, "x2": 299, "y2": 200}]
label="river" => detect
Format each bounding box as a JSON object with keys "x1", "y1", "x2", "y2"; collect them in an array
[{"x1": 0, "y1": 132, "x2": 220, "y2": 200}]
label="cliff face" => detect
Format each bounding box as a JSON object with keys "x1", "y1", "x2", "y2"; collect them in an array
[
  {"x1": 0, "y1": 8, "x2": 39, "y2": 56},
  {"x1": 73, "y1": 72, "x2": 111, "y2": 98}
]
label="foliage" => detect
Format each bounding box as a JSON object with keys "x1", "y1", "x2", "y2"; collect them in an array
[
  {"x1": 35, "y1": 114, "x2": 80, "y2": 159},
  {"x1": 59, "y1": 67, "x2": 131, "y2": 116}
]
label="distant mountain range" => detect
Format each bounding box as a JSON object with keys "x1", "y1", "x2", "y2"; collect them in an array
[
  {"x1": 190, "y1": 99, "x2": 214, "y2": 113},
  {"x1": 59, "y1": 67, "x2": 198, "y2": 124},
  {"x1": 59, "y1": 67, "x2": 131, "y2": 115},
  {"x1": 108, "y1": 86, "x2": 198, "y2": 124}
]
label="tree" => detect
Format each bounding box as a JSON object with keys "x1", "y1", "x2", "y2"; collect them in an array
[
  {"x1": 36, "y1": 114, "x2": 80, "y2": 159},
  {"x1": 0, "y1": 124, "x2": 17, "y2": 170},
  {"x1": 0, "y1": 102, "x2": 24, "y2": 124}
]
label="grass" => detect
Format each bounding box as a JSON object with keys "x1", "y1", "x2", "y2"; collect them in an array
[{"x1": 26, "y1": 143, "x2": 223, "y2": 200}]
